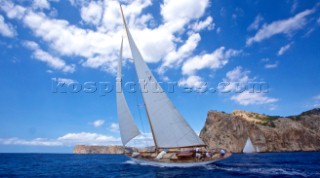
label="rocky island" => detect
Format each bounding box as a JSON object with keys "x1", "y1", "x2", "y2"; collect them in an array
[
  {"x1": 74, "y1": 108, "x2": 320, "y2": 154},
  {"x1": 200, "y1": 108, "x2": 320, "y2": 153}
]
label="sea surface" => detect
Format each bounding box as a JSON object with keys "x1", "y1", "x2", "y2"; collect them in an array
[{"x1": 0, "y1": 152, "x2": 319, "y2": 177}]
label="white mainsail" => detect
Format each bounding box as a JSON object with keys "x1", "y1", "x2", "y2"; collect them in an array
[
  {"x1": 120, "y1": 6, "x2": 205, "y2": 148},
  {"x1": 116, "y1": 37, "x2": 140, "y2": 146},
  {"x1": 243, "y1": 137, "x2": 256, "y2": 153}
]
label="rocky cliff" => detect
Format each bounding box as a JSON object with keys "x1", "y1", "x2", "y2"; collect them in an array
[
  {"x1": 73, "y1": 145, "x2": 124, "y2": 154},
  {"x1": 199, "y1": 108, "x2": 320, "y2": 153}
]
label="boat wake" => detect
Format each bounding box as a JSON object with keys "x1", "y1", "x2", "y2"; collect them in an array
[{"x1": 124, "y1": 159, "x2": 204, "y2": 168}]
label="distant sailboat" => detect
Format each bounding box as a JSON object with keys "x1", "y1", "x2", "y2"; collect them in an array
[
  {"x1": 116, "y1": 4, "x2": 232, "y2": 167},
  {"x1": 256, "y1": 146, "x2": 260, "y2": 153},
  {"x1": 243, "y1": 137, "x2": 256, "y2": 153}
]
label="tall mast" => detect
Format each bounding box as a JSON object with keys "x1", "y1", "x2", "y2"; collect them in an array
[{"x1": 120, "y1": 4, "x2": 158, "y2": 149}]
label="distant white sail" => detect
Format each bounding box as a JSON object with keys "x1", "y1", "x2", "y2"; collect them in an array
[
  {"x1": 256, "y1": 146, "x2": 260, "y2": 153},
  {"x1": 243, "y1": 137, "x2": 256, "y2": 153},
  {"x1": 116, "y1": 37, "x2": 140, "y2": 146},
  {"x1": 121, "y1": 7, "x2": 204, "y2": 148}
]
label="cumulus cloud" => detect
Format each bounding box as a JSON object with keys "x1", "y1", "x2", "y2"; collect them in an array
[
  {"x1": 57, "y1": 132, "x2": 120, "y2": 146},
  {"x1": 178, "y1": 75, "x2": 205, "y2": 88},
  {"x1": 182, "y1": 47, "x2": 241, "y2": 76},
  {"x1": 23, "y1": 41, "x2": 76, "y2": 73},
  {"x1": 246, "y1": 8, "x2": 315, "y2": 45},
  {"x1": 0, "y1": 15, "x2": 16, "y2": 37},
  {"x1": 219, "y1": 66, "x2": 252, "y2": 92},
  {"x1": 0, "y1": 0, "x2": 214, "y2": 75},
  {"x1": 108, "y1": 123, "x2": 119, "y2": 132},
  {"x1": 161, "y1": 0, "x2": 209, "y2": 32},
  {"x1": 92, "y1": 119, "x2": 105, "y2": 127},
  {"x1": 231, "y1": 91, "x2": 278, "y2": 106},
  {"x1": 221, "y1": 67, "x2": 278, "y2": 105},
  {"x1": 32, "y1": 0, "x2": 50, "y2": 10},
  {"x1": 159, "y1": 33, "x2": 201, "y2": 73},
  {"x1": 80, "y1": 1, "x2": 103, "y2": 25},
  {"x1": 191, "y1": 16, "x2": 214, "y2": 32}
]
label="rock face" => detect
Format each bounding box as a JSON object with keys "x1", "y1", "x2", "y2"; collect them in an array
[
  {"x1": 199, "y1": 108, "x2": 320, "y2": 153},
  {"x1": 73, "y1": 145, "x2": 124, "y2": 154}
]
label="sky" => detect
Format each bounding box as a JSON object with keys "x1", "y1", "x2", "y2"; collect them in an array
[{"x1": 0, "y1": 0, "x2": 319, "y2": 153}]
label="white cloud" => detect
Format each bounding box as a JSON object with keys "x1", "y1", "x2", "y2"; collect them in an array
[
  {"x1": 178, "y1": 75, "x2": 205, "y2": 88},
  {"x1": 0, "y1": 137, "x2": 62, "y2": 146},
  {"x1": 265, "y1": 61, "x2": 279, "y2": 69},
  {"x1": 32, "y1": 0, "x2": 50, "y2": 10},
  {"x1": 161, "y1": 0, "x2": 209, "y2": 32},
  {"x1": 182, "y1": 47, "x2": 241, "y2": 75},
  {"x1": 246, "y1": 8, "x2": 314, "y2": 45},
  {"x1": 318, "y1": 17, "x2": 320, "y2": 25},
  {"x1": 92, "y1": 119, "x2": 105, "y2": 128},
  {"x1": 247, "y1": 15, "x2": 263, "y2": 31},
  {"x1": 231, "y1": 91, "x2": 278, "y2": 106},
  {"x1": 108, "y1": 123, "x2": 119, "y2": 132},
  {"x1": 220, "y1": 66, "x2": 251, "y2": 92},
  {"x1": 0, "y1": 15, "x2": 16, "y2": 37},
  {"x1": 0, "y1": 132, "x2": 153, "y2": 147},
  {"x1": 191, "y1": 16, "x2": 214, "y2": 32},
  {"x1": 57, "y1": 132, "x2": 120, "y2": 146},
  {"x1": 0, "y1": 1, "x2": 27, "y2": 19},
  {"x1": 159, "y1": 33, "x2": 201, "y2": 73},
  {"x1": 278, "y1": 43, "x2": 292, "y2": 56},
  {"x1": 221, "y1": 67, "x2": 279, "y2": 105},
  {"x1": 0, "y1": 0, "x2": 213, "y2": 75},
  {"x1": 23, "y1": 41, "x2": 75, "y2": 73},
  {"x1": 51, "y1": 77, "x2": 76, "y2": 85},
  {"x1": 80, "y1": 1, "x2": 103, "y2": 25}
]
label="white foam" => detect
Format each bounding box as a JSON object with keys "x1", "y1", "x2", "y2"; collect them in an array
[
  {"x1": 124, "y1": 160, "x2": 137, "y2": 165},
  {"x1": 248, "y1": 168, "x2": 307, "y2": 177}
]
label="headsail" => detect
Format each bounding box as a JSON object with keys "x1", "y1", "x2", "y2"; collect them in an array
[
  {"x1": 116, "y1": 37, "x2": 140, "y2": 146},
  {"x1": 120, "y1": 5, "x2": 205, "y2": 148},
  {"x1": 243, "y1": 137, "x2": 255, "y2": 153}
]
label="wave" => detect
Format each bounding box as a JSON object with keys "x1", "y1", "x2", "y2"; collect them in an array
[{"x1": 204, "y1": 164, "x2": 319, "y2": 177}]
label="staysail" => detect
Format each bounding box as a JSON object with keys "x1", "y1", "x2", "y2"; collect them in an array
[
  {"x1": 120, "y1": 6, "x2": 205, "y2": 148},
  {"x1": 116, "y1": 37, "x2": 140, "y2": 146},
  {"x1": 243, "y1": 137, "x2": 255, "y2": 153}
]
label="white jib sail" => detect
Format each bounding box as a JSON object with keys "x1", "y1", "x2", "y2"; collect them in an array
[
  {"x1": 116, "y1": 37, "x2": 140, "y2": 146},
  {"x1": 243, "y1": 137, "x2": 255, "y2": 153},
  {"x1": 121, "y1": 6, "x2": 204, "y2": 148}
]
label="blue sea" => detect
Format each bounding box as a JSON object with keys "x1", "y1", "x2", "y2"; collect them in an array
[{"x1": 0, "y1": 152, "x2": 319, "y2": 177}]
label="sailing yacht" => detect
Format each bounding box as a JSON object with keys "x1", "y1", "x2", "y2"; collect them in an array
[
  {"x1": 116, "y1": 5, "x2": 232, "y2": 167},
  {"x1": 242, "y1": 137, "x2": 256, "y2": 153}
]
